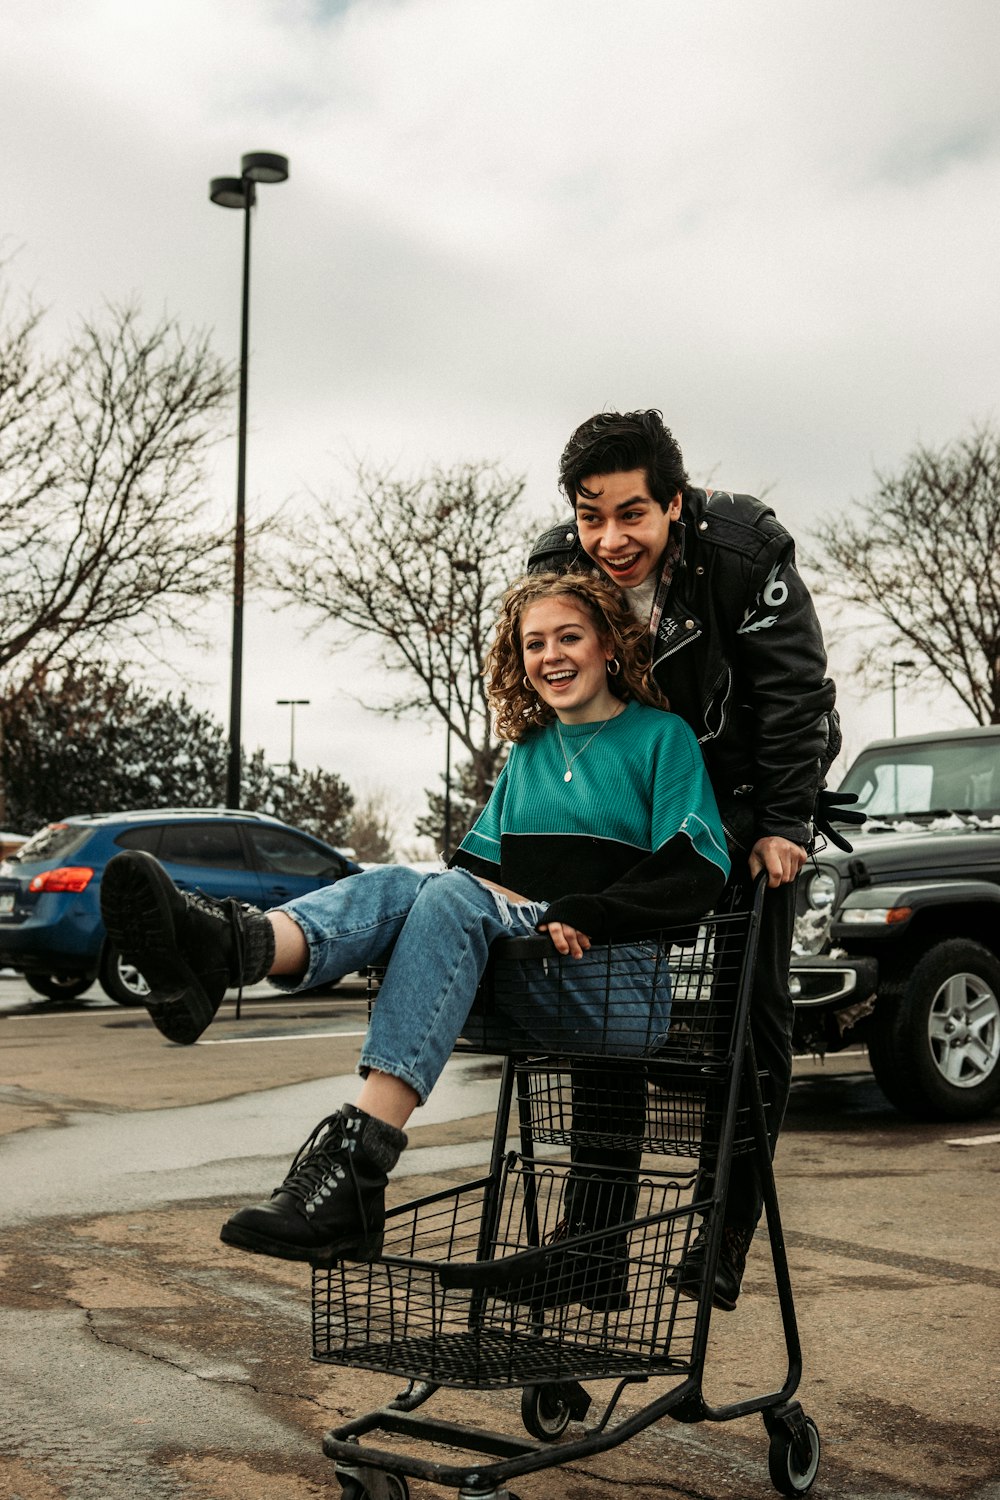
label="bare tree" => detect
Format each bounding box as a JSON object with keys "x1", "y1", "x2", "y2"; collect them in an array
[
  {"x1": 273, "y1": 460, "x2": 533, "y2": 810},
  {"x1": 348, "y1": 786, "x2": 401, "y2": 864},
  {"x1": 0, "y1": 290, "x2": 237, "y2": 677},
  {"x1": 809, "y1": 425, "x2": 1000, "y2": 724}
]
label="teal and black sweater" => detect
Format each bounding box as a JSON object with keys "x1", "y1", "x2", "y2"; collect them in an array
[{"x1": 450, "y1": 701, "x2": 731, "y2": 940}]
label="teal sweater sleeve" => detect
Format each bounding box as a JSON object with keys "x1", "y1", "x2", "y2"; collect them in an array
[{"x1": 450, "y1": 756, "x2": 508, "y2": 880}]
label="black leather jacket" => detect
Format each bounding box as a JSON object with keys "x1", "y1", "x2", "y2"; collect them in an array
[{"x1": 528, "y1": 488, "x2": 838, "y2": 856}]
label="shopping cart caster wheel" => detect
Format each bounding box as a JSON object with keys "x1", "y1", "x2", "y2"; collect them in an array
[
  {"x1": 337, "y1": 1481, "x2": 366, "y2": 1500},
  {"x1": 767, "y1": 1415, "x2": 821, "y2": 1496},
  {"x1": 521, "y1": 1383, "x2": 572, "y2": 1441},
  {"x1": 337, "y1": 1475, "x2": 409, "y2": 1500}
]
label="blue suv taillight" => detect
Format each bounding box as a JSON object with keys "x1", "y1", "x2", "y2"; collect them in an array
[{"x1": 28, "y1": 867, "x2": 95, "y2": 893}]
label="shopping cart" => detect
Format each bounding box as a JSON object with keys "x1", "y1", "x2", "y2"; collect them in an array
[{"x1": 313, "y1": 877, "x2": 821, "y2": 1498}]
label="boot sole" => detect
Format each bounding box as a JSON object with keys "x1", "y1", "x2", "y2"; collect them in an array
[
  {"x1": 219, "y1": 1218, "x2": 384, "y2": 1266},
  {"x1": 667, "y1": 1268, "x2": 738, "y2": 1312},
  {"x1": 100, "y1": 852, "x2": 219, "y2": 1045}
]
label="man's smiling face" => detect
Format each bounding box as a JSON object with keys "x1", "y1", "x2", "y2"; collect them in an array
[{"x1": 574, "y1": 468, "x2": 681, "y2": 588}]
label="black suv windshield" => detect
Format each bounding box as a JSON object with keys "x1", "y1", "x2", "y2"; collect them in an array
[{"x1": 839, "y1": 738, "x2": 1000, "y2": 820}]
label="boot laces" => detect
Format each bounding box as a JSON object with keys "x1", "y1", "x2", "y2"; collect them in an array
[
  {"x1": 275, "y1": 1112, "x2": 368, "y2": 1225},
  {"x1": 545, "y1": 1217, "x2": 579, "y2": 1247},
  {"x1": 187, "y1": 888, "x2": 249, "y2": 1017}
]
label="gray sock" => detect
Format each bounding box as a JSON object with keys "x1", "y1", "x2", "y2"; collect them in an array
[
  {"x1": 238, "y1": 906, "x2": 277, "y2": 985},
  {"x1": 342, "y1": 1102, "x2": 408, "y2": 1172}
]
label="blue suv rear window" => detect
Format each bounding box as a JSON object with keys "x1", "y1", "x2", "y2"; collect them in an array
[{"x1": 13, "y1": 823, "x2": 92, "y2": 863}]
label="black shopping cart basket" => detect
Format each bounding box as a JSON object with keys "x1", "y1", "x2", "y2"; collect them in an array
[{"x1": 313, "y1": 875, "x2": 821, "y2": 1498}]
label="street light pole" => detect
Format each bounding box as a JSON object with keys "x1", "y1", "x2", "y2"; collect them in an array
[
  {"x1": 210, "y1": 151, "x2": 289, "y2": 809},
  {"x1": 276, "y1": 698, "x2": 310, "y2": 770},
  {"x1": 891, "y1": 658, "x2": 917, "y2": 737},
  {"x1": 442, "y1": 558, "x2": 475, "y2": 861}
]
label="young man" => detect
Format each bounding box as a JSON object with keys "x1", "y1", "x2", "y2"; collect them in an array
[{"x1": 529, "y1": 409, "x2": 843, "y2": 1310}]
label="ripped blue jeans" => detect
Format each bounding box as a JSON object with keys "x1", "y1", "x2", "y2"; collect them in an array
[{"x1": 273, "y1": 865, "x2": 670, "y2": 1105}]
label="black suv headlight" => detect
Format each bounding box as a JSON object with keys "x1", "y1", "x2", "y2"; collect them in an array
[{"x1": 804, "y1": 869, "x2": 837, "y2": 911}]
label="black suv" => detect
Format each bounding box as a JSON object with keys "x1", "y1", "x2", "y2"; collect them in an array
[{"x1": 791, "y1": 725, "x2": 1000, "y2": 1120}]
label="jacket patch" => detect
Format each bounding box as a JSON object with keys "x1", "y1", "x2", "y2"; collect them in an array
[
  {"x1": 737, "y1": 560, "x2": 788, "y2": 634},
  {"x1": 654, "y1": 614, "x2": 702, "y2": 659},
  {"x1": 738, "y1": 614, "x2": 779, "y2": 634}
]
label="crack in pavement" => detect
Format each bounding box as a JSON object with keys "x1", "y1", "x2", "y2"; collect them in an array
[
  {"x1": 785, "y1": 1229, "x2": 1000, "y2": 1289},
  {"x1": 80, "y1": 1306, "x2": 339, "y2": 1412}
]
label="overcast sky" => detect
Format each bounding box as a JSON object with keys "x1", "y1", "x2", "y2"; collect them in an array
[{"x1": 5, "y1": 0, "x2": 999, "y2": 841}]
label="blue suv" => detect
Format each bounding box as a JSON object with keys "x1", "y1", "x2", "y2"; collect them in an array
[{"x1": 0, "y1": 809, "x2": 361, "y2": 1005}]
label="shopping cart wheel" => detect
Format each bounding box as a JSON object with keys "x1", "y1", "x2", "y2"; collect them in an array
[
  {"x1": 337, "y1": 1474, "x2": 409, "y2": 1500},
  {"x1": 520, "y1": 1384, "x2": 572, "y2": 1441},
  {"x1": 767, "y1": 1414, "x2": 821, "y2": 1496}
]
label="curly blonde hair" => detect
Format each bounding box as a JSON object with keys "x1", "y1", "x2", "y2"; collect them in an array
[{"x1": 486, "y1": 572, "x2": 667, "y2": 742}]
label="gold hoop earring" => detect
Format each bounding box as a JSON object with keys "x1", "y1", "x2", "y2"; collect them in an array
[
  {"x1": 607, "y1": 658, "x2": 621, "y2": 677},
  {"x1": 523, "y1": 674, "x2": 535, "y2": 692}
]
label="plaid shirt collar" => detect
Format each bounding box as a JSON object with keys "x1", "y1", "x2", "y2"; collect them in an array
[{"x1": 647, "y1": 524, "x2": 684, "y2": 639}]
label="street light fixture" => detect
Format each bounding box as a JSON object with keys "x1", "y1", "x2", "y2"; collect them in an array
[
  {"x1": 210, "y1": 151, "x2": 289, "y2": 808},
  {"x1": 891, "y1": 658, "x2": 917, "y2": 738},
  {"x1": 276, "y1": 698, "x2": 310, "y2": 771}
]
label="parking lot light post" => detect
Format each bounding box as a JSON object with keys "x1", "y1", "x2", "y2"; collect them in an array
[
  {"x1": 210, "y1": 151, "x2": 289, "y2": 809},
  {"x1": 891, "y1": 658, "x2": 917, "y2": 738},
  {"x1": 443, "y1": 558, "x2": 476, "y2": 862},
  {"x1": 277, "y1": 698, "x2": 310, "y2": 771}
]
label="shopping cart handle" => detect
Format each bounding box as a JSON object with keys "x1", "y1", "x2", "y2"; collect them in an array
[{"x1": 490, "y1": 935, "x2": 552, "y2": 959}]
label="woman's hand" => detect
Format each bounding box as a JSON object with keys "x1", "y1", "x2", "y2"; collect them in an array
[
  {"x1": 537, "y1": 921, "x2": 592, "y2": 958},
  {"x1": 474, "y1": 876, "x2": 591, "y2": 956}
]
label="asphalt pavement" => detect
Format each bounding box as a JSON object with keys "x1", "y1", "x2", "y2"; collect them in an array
[{"x1": 2, "y1": 973, "x2": 999, "y2": 1500}]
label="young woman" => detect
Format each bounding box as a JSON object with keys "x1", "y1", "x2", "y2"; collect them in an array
[{"x1": 100, "y1": 572, "x2": 729, "y2": 1275}]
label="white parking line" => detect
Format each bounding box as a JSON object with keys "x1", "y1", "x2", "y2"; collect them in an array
[
  {"x1": 196, "y1": 1030, "x2": 369, "y2": 1045},
  {"x1": 945, "y1": 1132, "x2": 1000, "y2": 1148},
  {"x1": 7, "y1": 1008, "x2": 120, "y2": 1020}
]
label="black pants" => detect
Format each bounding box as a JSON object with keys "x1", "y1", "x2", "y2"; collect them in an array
[
  {"x1": 564, "y1": 878, "x2": 797, "y2": 1234},
  {"x1": 712, "y1": 875, "x2": 796, "y2": 1227}
]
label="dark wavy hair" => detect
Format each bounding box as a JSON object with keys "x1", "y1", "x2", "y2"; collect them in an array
[
  {"x1": 559, "y1": 409, "x2": 689, "y2": 512},
  {"x1": 486, "y1": 572, "x2": 667, "y2": 743}
]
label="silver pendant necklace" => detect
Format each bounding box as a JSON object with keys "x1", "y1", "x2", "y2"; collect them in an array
[{"x1": 555, "y1": 702, "x2": 624, "y2": 783}]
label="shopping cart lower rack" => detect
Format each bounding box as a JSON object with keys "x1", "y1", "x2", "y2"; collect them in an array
[{"x1": 313, "y1": 878, "x2": 821, "y2": 1498}]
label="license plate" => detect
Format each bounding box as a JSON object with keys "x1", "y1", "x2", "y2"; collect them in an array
[{"x1": 0, "y1": 893, "x2": 15, "y2": 915}]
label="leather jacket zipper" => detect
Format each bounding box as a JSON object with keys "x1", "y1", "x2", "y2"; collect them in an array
[
  {"x1": 698, "y1": 667, "x2": 732, "y2": 744},
  {"x1": 652, "y1": 622, "x2": 702, "y2": 669}
]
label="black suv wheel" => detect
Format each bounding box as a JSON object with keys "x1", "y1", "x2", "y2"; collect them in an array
[{"x1": 868, "y1": 939, "x2": 1000, "y2": 1120}]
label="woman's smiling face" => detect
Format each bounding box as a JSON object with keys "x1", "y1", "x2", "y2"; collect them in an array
[{"x1": 520, "y1": 597, "x2": 618, "y2": 723}]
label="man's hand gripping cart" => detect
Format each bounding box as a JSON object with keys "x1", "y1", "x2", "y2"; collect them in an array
[{"x1": 313, "y1": 876, "x2": 821, "y2": 1499}]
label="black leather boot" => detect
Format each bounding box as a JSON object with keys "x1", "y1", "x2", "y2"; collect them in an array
[
  {"x1": 667, "y1": 1220, "x2": 755, "y2": 1311},
  {"x1": 504, "y1": 1215, "x2": 632, "y2": 1313},
  {"x1": 100, "y1": 850, "x2": 276, "y2": 1044},
  {"x1": 220, "y1": 1105, "x2": 407, "y2": 1265}
]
